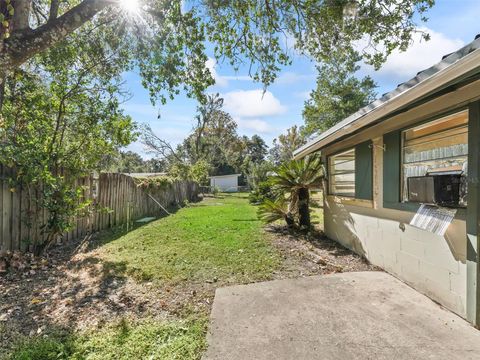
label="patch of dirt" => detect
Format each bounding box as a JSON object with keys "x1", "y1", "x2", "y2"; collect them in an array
[
  {"x1": 0, "y1": 238, "x2": 171, "y2": 353},
  {"x1": 0, "y1": 225, "x2": 378, "y2": 353},
  {"x1": 266, "y1": 225, "x2": 379, "y2": 280}
]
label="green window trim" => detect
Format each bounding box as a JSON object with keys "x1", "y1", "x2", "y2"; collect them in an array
[
  {"x1": 327, "y1": 141, "x2": 373, "y2": 201},
  {"x1": 355, "y1": 141, "x2": 373, "y2": 200},
  {"x1": 383, "y1": 130, "x2": 401, "y2": 209}
]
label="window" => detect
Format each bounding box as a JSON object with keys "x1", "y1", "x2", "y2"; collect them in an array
[
  {"x1": 401, "y1": 110, "x2": 468, "y2": 206},
  {"x1": 329, "y1": 148, "x2": 355, "y2": 197}
]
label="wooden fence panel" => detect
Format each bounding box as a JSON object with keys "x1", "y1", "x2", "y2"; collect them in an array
[{"x1": 0, "y1": 170, "x2": 199, "y2": 253}]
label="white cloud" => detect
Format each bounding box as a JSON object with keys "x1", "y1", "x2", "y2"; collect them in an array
[
  {"x1": 206, "y1": 58, "x2": 229, "y2": 87},
  {"x1": 222, "y1": 89, "x2": 287, "y2": 118},
  {"x1": 236, "y1": 118, "x2": 273, "y2": 134},
  {"x1": 364, "y1": 28, "x2": 464, "y2": 78},
  {"x1": 206, "y1": 57, "x2": 253, "y2": 86}
]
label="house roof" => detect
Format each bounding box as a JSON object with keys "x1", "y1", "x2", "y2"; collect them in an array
[
  {"x1": 294, "y1": 35, "x2": 480, "y2": 159},
  {"x1": 209, "y1": 174, "x2": 241, "y2": 179}
]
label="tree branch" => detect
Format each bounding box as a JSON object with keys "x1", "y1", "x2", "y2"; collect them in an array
[
  {"x1": 48, "y1": 0, "x2": 60, "y2": 22},
  {"x1": 1, "y1": 0, "x2": 111, "y2": 73},
  {"x1": 12, "y1": 0, "x2": 31, "y2": 31}
]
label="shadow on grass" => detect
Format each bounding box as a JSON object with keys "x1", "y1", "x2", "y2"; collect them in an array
[
  {"x1": 86, "y1": 205, "x2": 182, "y2": 251},
  {"x1": 0, "y1": 254, "x2": 133, "y2": 357}
]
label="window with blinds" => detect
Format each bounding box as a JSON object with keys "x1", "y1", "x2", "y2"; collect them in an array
[
  {"x1": 401, "y1": 110, "x2": 468, "y2": 205},
  {"x1": 328, "y1": 148, "x2": 355, "y2": 197}
]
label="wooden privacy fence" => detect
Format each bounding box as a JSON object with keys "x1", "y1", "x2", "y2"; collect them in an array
[{"x1": 0, "y1": 168, "x2": 199, "y2": 252}]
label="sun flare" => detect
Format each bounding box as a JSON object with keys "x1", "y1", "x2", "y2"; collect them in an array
[{"x1": 119, "y1": 0, "x2": 140, "y2": 14}]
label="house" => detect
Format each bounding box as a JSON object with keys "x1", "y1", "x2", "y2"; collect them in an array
[
  {"x1": 294, "y1": 35, "x2": 480, "y2": 326},
  {"x1": 210, "y1": 174, "x2": 241, "y2": 192}
]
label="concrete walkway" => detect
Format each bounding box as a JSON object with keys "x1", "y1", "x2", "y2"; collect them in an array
[{"x1": 204, "y1": 272, "x2": 480, "y2": 359}]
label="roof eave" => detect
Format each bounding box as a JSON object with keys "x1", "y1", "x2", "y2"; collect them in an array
[{"x1": 293, "y1": 44, "x2": 480, "y2": 160}]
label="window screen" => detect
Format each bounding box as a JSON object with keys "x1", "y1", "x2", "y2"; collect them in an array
[
  {"x1": 401, "y1": 110, "x2": 468, "y2": 205},
  {"x1": 329, "y1": 148, "x2": 355, "y2": 197}
]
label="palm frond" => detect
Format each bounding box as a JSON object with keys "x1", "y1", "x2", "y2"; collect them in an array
[
  {"x1": 269, "y1": 153, "x2": 324, "y2": 191},
  {"x1": 257, "y1": 197, "x2": 289, "y2": 224}
]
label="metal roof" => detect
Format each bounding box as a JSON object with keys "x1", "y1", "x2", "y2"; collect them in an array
[{"x1": 294, "y1": 35, "x2": 480, "y2": 158}]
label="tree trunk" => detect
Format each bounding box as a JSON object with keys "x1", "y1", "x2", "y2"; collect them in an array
[
  {"x1": 298, "y1": 187, "x2": 310, "y2": 229},
  {"x1": 284, "y1": 212, "x2": 295, "y2": 228},
  {"x1": 0, "y1": 74, "x2": 5, "y2": 111}
]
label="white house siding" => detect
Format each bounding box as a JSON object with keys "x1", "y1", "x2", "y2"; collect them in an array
[{"x1": 210, "y1": 175, "x2": 239, "y2": 192}]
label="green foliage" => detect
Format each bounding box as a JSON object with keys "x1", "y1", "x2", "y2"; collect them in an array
[
  {"x1": 8, "y1": 317, "x2": 207, "y2": 360},
  {"x1": 189, "y1": 160, "x2": 210, "y2": 185},
  {"x1": 0, "y1": 0, "x2": 13, "y2": 40},
  {"x1": 167, "y1": 160, "x2": 209, "y2": 185},
  {"x1": 211, "y1": 185, "x2": 220, "y2": 197},
  {"x1": 134, "y1": 176, "x2": 173, "y2": 190},
  {"x1": 102, "y1": 151, "x2": 149, "y2": 173},
  {"x1": 0, "y1": 25, "x2": 137, "y2": 252},
  {"x1": 248, "y1": 180, "x2": 275, "y2": 204},
  {"x1": 247, "y1": 161, "x2": 271, "y2": 189},
  {"x1": 182, "y1": 94, "x2": 245, "y2": 175},
  {"x1": 269, "y1": 126, "x2": 307, "y2": 165},
  {"x1": 4, "y1": 0, "x2": 434, "y2": 100},
  {"x1": 9, "y1": 333, "x2": 76, "y2": 360},
  {"x1": 303, "y1": 52, "x2": 377, "y2": 136},
  {"x1": 257, "y1": 197, "x2": 293, "y2": 227},
  {"x1": 259, "y1": 154, "x2": 325, "y2": 229},
  {"x1": 142, "y1": 94, "x2": 268, "y2": 181}
]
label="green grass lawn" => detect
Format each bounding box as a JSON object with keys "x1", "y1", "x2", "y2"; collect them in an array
[
  {"x1": 7, "y1": 193, "x2": 281, "y2": 360},
  {"x1": 10, "y1": 317, "x2": 207, "y2": 360},
  {"x1": 96, "y1": 193, "x2": 280, "y2": 285}
]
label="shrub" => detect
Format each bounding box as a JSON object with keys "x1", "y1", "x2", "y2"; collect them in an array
[{"x1": 248, "y1": 180, "x2": 276, "y2": 204}]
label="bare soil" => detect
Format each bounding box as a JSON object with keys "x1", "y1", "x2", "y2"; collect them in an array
[{"x1": 0, "y1": 225, "x2": 377, "y2": 353}]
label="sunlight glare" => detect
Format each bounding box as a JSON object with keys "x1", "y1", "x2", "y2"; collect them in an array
[{"x1": 119, "y1": 0, "x2": 140, "y2": 14}]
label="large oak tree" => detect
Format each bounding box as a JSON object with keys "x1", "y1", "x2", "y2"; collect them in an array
[{"x1": 1, "y1": 0, "x2": 434, "y2": 105}]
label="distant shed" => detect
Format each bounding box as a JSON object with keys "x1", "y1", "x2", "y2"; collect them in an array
[{"x1": 210, "y1": 174, "x2": 241, "y2": 192}]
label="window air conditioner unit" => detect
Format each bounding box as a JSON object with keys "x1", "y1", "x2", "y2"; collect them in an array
[{"x1": 407, "y1": 172, "x2": 462, "y2": 207}]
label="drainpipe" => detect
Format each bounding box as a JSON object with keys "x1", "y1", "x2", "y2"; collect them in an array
[{"x1": 467, "y1": 100, "x2": 480, "y2": 326}]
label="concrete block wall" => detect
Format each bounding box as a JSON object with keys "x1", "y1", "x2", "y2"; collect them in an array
[
  {"x1": 316, "y1": 80, "x2": 480, "y2": 321},
  {"x1": 324, "y1": 189, "x2": 467, "y2": 318}
]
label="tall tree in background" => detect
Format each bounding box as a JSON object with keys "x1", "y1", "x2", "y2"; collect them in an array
[
  {"x1": 141, "y1": 95, "x2": 259, "y2": 177},
  {"x1": 242, "y1": 135, "x2": 268, "y2": 165},
  {"x1": 269, "y1": 126, "x2": 307, "y2": 165},
  {"x1": 0, "y1": 0, "x2": 434, "y2": 109},
  {"x1": 302, "y1": 52, "x2": 377, "y2": 136}
]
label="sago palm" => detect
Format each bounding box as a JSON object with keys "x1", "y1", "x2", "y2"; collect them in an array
[
  {"x1": 257, "y1": 196, "x2": 295, "y2": 228},
  {"x1": 269, "y1": 153, "x2": 324, "y2": 228}
]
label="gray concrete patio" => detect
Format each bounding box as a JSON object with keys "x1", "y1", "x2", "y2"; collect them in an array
[{"x1": 204, "y1": 271, "x2": 480, "y2": 359}]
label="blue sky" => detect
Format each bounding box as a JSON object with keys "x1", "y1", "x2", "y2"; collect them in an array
[{"x1": 122, "y1": 0, "x2": 480, "y2": 158}]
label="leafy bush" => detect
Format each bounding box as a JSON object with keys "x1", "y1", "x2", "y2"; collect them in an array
[
  {"x1": 248, "y1": 180, "x2": 276, "y2": 204},
  {"x1": 134, "y1": 175, "x2": 173, "y2": 190}
]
